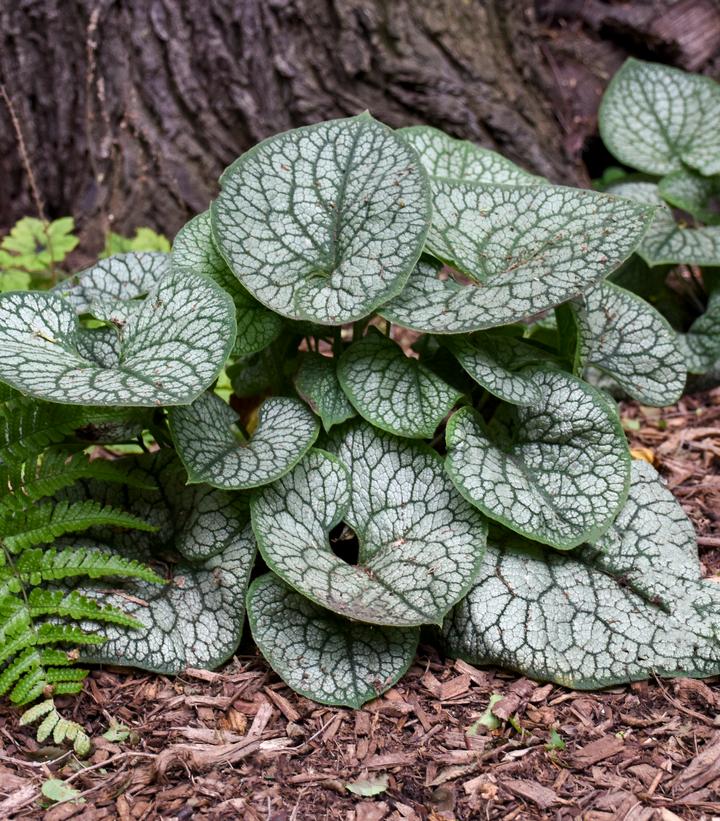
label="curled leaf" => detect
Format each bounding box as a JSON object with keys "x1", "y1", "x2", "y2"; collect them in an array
[
  {"x1": 572, "y1": 281, "x2": 686, "y2": 406},
  {"x1": 169, "y1": 392, "x2": 319, "y2": 490},
  {"x1": 400, "y1": 125, "x2": 542, "y2": 185},
  {"x1": 380, "y1": 182, "x2": 652, "y2": 333}
]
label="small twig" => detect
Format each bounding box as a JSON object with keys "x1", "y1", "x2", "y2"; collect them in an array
[
  {"x1": 0, "y1": 750, "x2": 72, "y2": 769},
  {"x1": 652, "y1": 675, "x2": 716, "y2": 727},
  {"x1": 0, "y1": 85, "x2": 58, "y2": 283},
  {"x1": 698, "y1": 535, "x2": 720, "y2": 548},
  {"x1": 65, "y1": 750, "x2": 157, "y2": 783},
  {"x1": 0, "y1": 85, "x2": 45, "y2": 221}
]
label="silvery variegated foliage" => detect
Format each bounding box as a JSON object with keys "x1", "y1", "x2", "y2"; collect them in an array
[
  {"x1": 595, "y1": 59, "x2": 720, "y2": 385},
  {"x1": 600, "y1": 58, "x2": 720, "y2": 176},
  {"x1": 251, "y1": 425, "x2": 487, "y2": 627},
  {"x1": 609, "y1": 181, "x2": 720, "y2": 267},
  {"x1": 445, "y1": 368, "x2": 630, "y2": 549},
  {"x1": 380, "y1": 182, "x2": 653, "y2": 333},
  {"x1": 69, "y1": 453, "x2": 255, "y2": 672},
  {"x1": 168, "y1": 391, "x2": 319, "y2": 490},
  {"x1": 337, "y1": 329, "x2": 462, "y2": 438},
  {"x1": 443, "y1": 331, "x2": 558, "y2": 406},
  {"x1": 82, "y1": 533, "x2": 254, "y2": 673},
  {"x1": 571, "y1": 281, "x2": 686, "y2": 407},
  {"x1": 4, "y1": 112, "x2": 709, "y2": 716},
  {"x1": 444, "y1": 462, "x2": 720, "y2": 688},
  {"x1": 211, "y1": 113, "x2": 432, "y2": 325},
  {"x1": 247, "y1": 573, "x2": 419, "y2": 708},
  {"x1": 172, "y1": 211, "x2": 284, "y2": 357},
  {"x1": 0, "y1": 265, "x2": 236, "y2": 406},
  {"x1": 54, "y1": 252, "x2": 171, "y2": 321},
  {"x1": 399, "y1": 125, "x2": 544, "y2": 185}
]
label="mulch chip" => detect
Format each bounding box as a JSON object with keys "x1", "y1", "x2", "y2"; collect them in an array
[{"x1": 0, "y1": 389, "x2": 719, "y2": 819}]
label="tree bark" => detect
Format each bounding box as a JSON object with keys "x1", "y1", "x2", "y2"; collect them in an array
[{"x1": 1, "y1": 0, "x2": 719, "y2": 254}]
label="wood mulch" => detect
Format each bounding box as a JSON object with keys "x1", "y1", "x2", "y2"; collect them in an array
[{"x1": 1, "y1": 389, "x2": 719, "y2": 821}]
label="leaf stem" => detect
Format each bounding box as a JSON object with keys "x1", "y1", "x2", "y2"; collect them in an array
[
  {"x1": 352, "y1": 319, "x2": 369, "y2": 341},
  {"x1": 333, "y1": 327, "x2": 343, "y2": 357}
]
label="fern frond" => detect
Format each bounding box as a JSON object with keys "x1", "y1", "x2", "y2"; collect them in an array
[
  {"x1": 0, "y1": 596, "x2": 30, "y2": 643},
  {"x1": 0, "y1": 451, "x2": 157, "y2": 514},
  {"x1": 0, "y1": 398, "x2": 83, "y2": 466},
  {"x1": 0, "y1": 624, "x2": 105, "y2": 667},
  {"x1": 0, "y1": 382, "x2": 20, "y2": 404},
  {"x1": 20, "y1": 698, "x2": 55, "y2": 723},
  {"x1": 26, "y1": 588, "x2": 144, "y2": 627},
  {"x1": 4, "y1": 546, "x2": 165, "y2": 586},
  {"x1": 0, "y1": 395, "x2": 149, "y2": 466},
  {"x1": 10, "y1": 661, "x2": 88, "y2": 705},
  {"x1": 0, "y1": 410, "x2": 161, "y2": 754},
  {"x1": 21, "y1": 699, "x2": 91, "y2": 756},
  {"x1": 0, "y1": 646, "x2": 83, "y2": 701},
  {"x1": 0, "y1": 581, "x2": 144, "y2": 706},
  {"x1": 1, "y1": 500, "x2": 158, "y2": 552}
]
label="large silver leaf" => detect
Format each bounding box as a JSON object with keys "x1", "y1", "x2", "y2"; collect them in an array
[
  {"x1": 173, "y1": 211, "x2": 284, "y2": 356},
  {"x1": 0, "y1": 268, "x2": 236, "y2": 406},
  {"x1": 444, "y1": 461, "x2": 720, "y2": 688},
  {"x1": 445, "y1": 368, "x2": 630, "y2": 549},
  {"x1": 572, "y1": 281, "x2": 686, "y2": 406},
  {"x1": 610, "y1": 182, "x2": 720, "y2": 267},
  {"x1": 379, "y1": 181, "x2": 652, "y2": 333},
  {"x1": 168, "y1": 392, "x2": 319, "y2": 490},
  {"x1": 251, "y1": 426, "x2": 486, "y2": 627},
  {"x1": 600, "y1": 58, "x2": 720, "y2": 176},
  {"x1": 247, "y1": 573, "x2": 419, "y2": 708},
  {"x1": 337, "y1": 330, "x2": 462, "y2": 438},
  {"x1": 211, "y1": 114, "x2": 432, "y2": 325},
  {"x1": 399, "y1": 126, "x2": 542, "y2": 185}
]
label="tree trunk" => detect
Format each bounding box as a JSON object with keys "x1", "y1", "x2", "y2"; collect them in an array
[{"x1": 1, "y1": 0, "x2": 719, "y2": 254}]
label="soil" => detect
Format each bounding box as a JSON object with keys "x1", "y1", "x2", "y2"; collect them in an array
[{"x1": 1, "y1": 388, "x2": 719, "y2": 821}]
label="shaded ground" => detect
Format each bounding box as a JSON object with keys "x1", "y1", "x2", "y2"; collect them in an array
[{"x1": 1, "y1": 389, "x2": 719, "y2": 821}]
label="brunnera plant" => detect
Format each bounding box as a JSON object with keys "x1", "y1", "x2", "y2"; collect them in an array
[
  {"x1": 0, "y1": 98, "x2": 717, "y2": 720},
  {"x1": 598, "y1": 58, "x2": 720, "y2": 381}
]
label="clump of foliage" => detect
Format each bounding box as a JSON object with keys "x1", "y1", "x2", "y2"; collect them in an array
[
  {"x1": 0, "y1": 217, "x2": 169, "y2": 292},
  {"x1": 0, "y1": 217, "x2": 79, "y2": 291},
  {"x1": 598, "y1": 58, "x2": 720, "y2": 381},
  {"x1": 0, "y1": 66, "x2": 719, "y2": 719}
]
